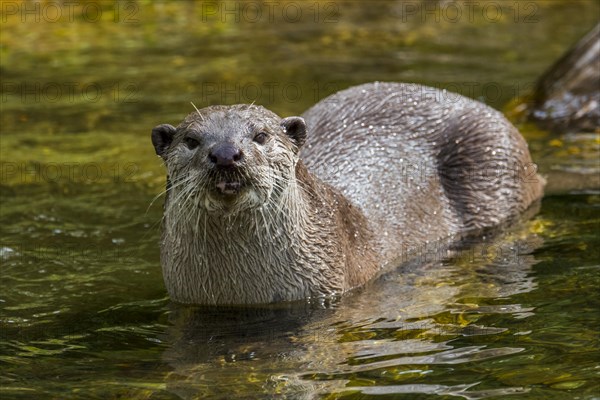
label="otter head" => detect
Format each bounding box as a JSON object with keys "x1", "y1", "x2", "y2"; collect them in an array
[{"x1": 151, "y1": 104, "x2": 307, "y2": 215}]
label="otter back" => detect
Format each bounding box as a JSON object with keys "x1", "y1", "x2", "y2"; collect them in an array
[{"x1": 301, "y1": 82, "x2": 544, "y2": 267}]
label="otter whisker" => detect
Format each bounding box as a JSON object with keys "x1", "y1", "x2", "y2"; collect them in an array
[
  {"x1": 160, "y1": 175, "x2": 199, "y2": 228},
  {"x1": 190, "y1": 102, "x2": 204, "y2": 121},
  {"x1": 165, "y1": 178, "x2": 201, "y2": 231},
  {"x1": 148, "y1": 173, "x2": 197, "y2": 214}
]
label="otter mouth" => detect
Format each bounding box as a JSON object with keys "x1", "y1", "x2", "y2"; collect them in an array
[
  {"x1": 201, "y1": 174, "x2": 265, "y2": 212},
  {"x1": 216, "y1": 180, "x2": 244, "y2": 196}
]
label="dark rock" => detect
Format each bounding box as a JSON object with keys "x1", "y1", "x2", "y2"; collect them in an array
[{"x1": 530, "y1": 23, "x2": 599, "y2": 133}]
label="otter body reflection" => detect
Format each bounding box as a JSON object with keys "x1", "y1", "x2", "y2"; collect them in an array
[{"x1": 151, "y1": 82, "x2": 544, "y2": 305}]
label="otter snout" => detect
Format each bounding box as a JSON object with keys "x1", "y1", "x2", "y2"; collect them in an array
[
  {"x1": 208, "y1": 143, "x2": 247, "y2": 197},
  {"x1": 209, "y1": 143, "x2": 243, "y2": 168}
]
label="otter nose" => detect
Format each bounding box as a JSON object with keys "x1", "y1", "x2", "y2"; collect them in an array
[{"x1": 209, "y1": 143, "x2": 243, "y2": 168}]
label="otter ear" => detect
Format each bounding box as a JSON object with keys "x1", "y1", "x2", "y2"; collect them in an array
[
  {"x1": 281, "y1": 117, "x2": 307, "y2": 151},
  {"x1": 152, "y1": 124, "x2": 177, "y2": 158}
]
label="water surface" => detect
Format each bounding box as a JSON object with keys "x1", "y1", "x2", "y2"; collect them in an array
[{"x1": 1, "y1": 1, "x2": 599, "y2": 399}]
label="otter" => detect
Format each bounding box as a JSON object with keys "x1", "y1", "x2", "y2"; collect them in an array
[{"x1": 151, "y1": 82, "x2": 544, "y2": 305}]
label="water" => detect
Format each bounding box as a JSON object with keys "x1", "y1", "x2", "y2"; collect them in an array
[{"x1": 1, "y1": 1, "x2": 599, "y2": 399}]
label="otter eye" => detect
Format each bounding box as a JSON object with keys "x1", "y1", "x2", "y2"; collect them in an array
[
  {"x1": 253, "y1": 132, "x2": 268, "y2": 145},
  {"x1": 184, "y1": 137, "x2": 200, "y2": 149}
]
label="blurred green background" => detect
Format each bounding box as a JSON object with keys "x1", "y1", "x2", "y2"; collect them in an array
[{"x1": 1, "y1": 1, "x2": 599, "y2": 399}]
